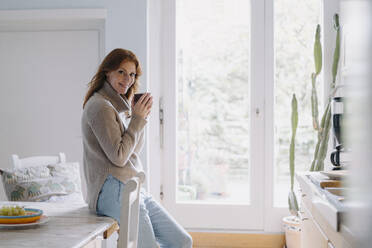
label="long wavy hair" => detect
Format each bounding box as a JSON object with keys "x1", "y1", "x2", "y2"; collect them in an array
[{"x1": 83, "y1": 48, "x2": 142, "y2": 108}]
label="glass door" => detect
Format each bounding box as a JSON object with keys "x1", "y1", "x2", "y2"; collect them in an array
[{"x1": 161, "y1": 0, "x2": 265, "y2": 229}]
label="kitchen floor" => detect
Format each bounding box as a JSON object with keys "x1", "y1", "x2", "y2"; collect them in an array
[{"x1": 189, "y1": 232, "x2": 285, "y2": 248}]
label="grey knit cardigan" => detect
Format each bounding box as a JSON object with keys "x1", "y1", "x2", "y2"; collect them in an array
[{"x1": 81, "y1": 81, "x2": 147, "y2": 212}]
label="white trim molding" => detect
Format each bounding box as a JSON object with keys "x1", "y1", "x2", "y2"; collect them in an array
[
  {"x1": 147, "y1": 0, "x2": 164, "y2": 203},
  {"x1": 0, "y1": 9, "x2": 107, "y2": 22},
  {"x1": 0, "y1": 8, "x2": 106, "y2": 61}
]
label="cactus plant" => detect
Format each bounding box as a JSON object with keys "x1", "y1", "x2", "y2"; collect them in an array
[
  {"x1": 311, "y1": 25, "x2": 322, "y2": 131},
  {"x1": 310, "y1": 14, "x2": 341, "y2": 171},
  {"x1": 288, "y1": 94, "x2": 299, "y2": 216},
  {"x1": 332, "y1": 14, "x2": 340, "y2": 89}
]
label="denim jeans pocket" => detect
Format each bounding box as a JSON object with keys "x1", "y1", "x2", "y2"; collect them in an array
[
  {"x1": 97, "y1": 174, "x2": 128, "y2": 213},
  {"x1": 96, "y1": 174, "x2": 114, "y2": 212},
  {"x1": 116, "y1": 178, "x2": 122, "y2": 203}
]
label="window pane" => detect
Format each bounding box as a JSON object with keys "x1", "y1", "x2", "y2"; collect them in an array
[
  {"x1": 274, "y1": 0, "x2": 321, "y2": 206},
  {"x1": 176, "y1": 0, "x2": 251, "y2": 203}
]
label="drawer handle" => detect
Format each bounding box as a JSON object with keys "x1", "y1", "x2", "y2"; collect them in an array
[{"x1": 298, "y1": 211, "x2": 309, "y2": 221}]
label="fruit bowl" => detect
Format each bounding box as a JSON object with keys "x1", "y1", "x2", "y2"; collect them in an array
[{"x1": 0, "y1": 208, "x2": 43, "y2": 224}]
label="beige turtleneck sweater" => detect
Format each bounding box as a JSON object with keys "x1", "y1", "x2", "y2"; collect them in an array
[{"x1": 81, "y1": 81, "x2": 147, "y2": 212}]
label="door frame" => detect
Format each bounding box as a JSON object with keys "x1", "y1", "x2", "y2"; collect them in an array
[{"x1": 148, "y1": 0, "x2": 265, "y2": 230}]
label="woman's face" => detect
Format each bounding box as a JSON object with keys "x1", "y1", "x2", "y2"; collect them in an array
[{"x1": 106, "y1": 60, "x2": 136, "y2": 95}]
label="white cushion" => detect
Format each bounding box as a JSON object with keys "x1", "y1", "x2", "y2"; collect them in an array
[{"x1": 1, "y1": 162, "x2": 83, "y2": 203}]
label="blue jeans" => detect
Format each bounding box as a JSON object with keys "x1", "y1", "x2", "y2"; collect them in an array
[{"x1": 96, "y1": 174, "x2": 192, "y2": 248}]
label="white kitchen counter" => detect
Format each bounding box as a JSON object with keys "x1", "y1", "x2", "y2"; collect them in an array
[{"x1": 0, "y1": 201, "x2": 117, "y2": 248}]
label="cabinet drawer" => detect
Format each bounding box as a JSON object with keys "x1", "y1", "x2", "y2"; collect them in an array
[
  {"x1": 328, "y1": 241, "x2": 335, "y2": 248},
  {"x1": 300, "y1": 203, "x2": 328, "y2": 248}
]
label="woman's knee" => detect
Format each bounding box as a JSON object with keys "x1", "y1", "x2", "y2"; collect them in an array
[
  {"x1": 161, "y1": 230, "x2": 192, "y2": 248},
  {"x1": 173, "y1": 232, "x2": 192, "y2": 248},
  {"x1": 182, "y1": 232, "x2": 193, "y2": 248}
]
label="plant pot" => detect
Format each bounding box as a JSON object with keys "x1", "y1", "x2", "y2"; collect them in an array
[{"x1": 282, "y1": 215, "x2": 301, "y2": 248}]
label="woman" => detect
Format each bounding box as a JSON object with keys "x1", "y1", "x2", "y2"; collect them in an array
[{"x1": 81, "y1": 48, "x2": 192, "y2": 248}]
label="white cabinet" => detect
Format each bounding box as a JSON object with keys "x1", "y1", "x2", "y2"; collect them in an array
[
  {"x1": 82, "y1": 236, "x2": 103, "y2": 248},
  {"x1": 297, "y1": 172, "x2": 354, "y2": 248}
]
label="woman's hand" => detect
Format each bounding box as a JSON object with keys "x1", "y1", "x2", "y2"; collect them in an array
[{"x1": 132, "y1": 93, "x2": 153, "y2": 119}]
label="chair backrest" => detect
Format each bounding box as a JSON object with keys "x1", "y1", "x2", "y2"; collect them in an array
[
  {"x1": 12, "y1": 152, "x2": 66, "y2": 169},
  {"x1": 117, "y1": 171, "x2": 146, "y2": 248}
]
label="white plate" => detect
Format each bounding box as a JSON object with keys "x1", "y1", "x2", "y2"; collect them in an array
[
  {"x1": 0, "y1": 215, "x2": 49, "y2": 229},
  {"x1": 320, "y1": 170, "x2": 348, "y2": 180}
]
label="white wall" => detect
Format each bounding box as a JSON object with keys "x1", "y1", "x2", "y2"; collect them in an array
[
  {"x1": 0, "y1": 0, "x2": 148, "y2": 73},
  {"x1": 0, "y1": 1, "x2": 149, "y2": 201},
  {"x1": 0, "y1": 26, "x2": 101, "y2": 200},
  {"x1": 342, "y1": 2, "x2": 372, "y2": 247}
]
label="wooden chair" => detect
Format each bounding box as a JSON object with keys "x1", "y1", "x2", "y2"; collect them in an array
[
  {"x1": 11, "y1": 152, "x2": 66, "y2": 169},
  {"x1": 117, "y1": 171, "x2": 146, "y2": 248}
]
